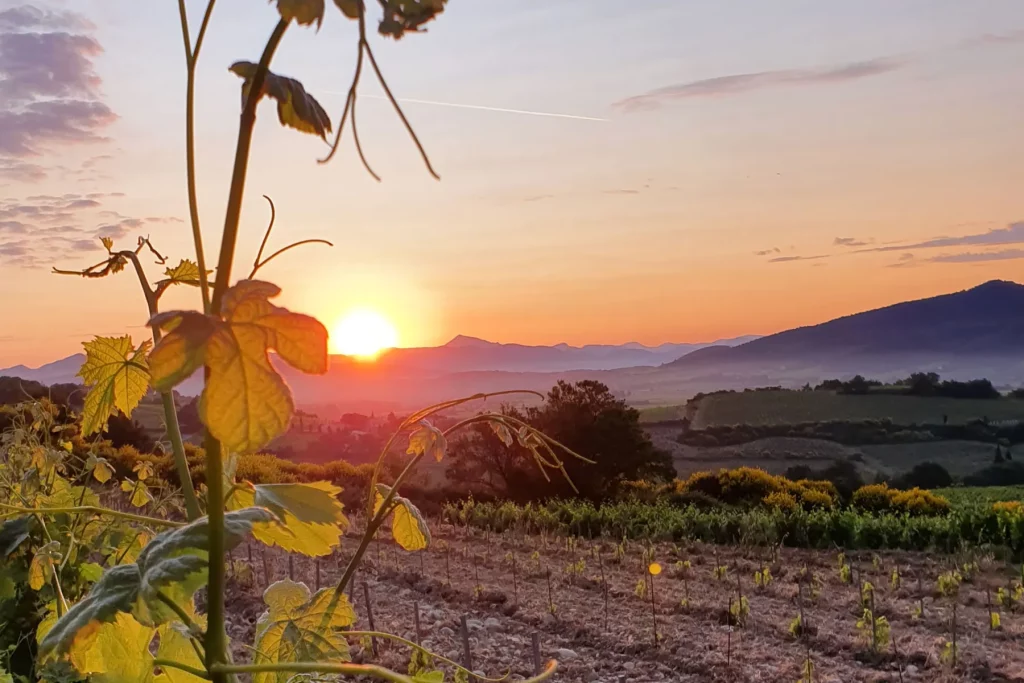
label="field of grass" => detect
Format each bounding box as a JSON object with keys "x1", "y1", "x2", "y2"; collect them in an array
[
  {"x1": 692, "y1": 390, "x2": 1024, "y2": 428},
  {"x1": 933, "y1": 485, "x2": 1024, "y2": 507},
  {"x1": 637, "y1": 404, "x2": 685, "y2": 423}
]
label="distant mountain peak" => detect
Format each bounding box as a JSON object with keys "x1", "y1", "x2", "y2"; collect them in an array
[{"x1": 444, "y1": 335, "x2": 494, "y2": 348}]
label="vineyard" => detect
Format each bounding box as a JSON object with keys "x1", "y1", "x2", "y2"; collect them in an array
[{"x1": 221, "y1": 513, "x2": 1024, "y2": 682}]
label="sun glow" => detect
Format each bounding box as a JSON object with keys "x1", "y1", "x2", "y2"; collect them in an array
[{"x1": 330, "y1": 309, "x2": 399, "y2": 358}]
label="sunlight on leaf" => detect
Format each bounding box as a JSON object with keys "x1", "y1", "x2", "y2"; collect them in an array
[
  {"x1": 229, "y1": 63, "x2": 332, "y2": 140},
  {"x1": 148, "y1": 280, "x2": 328, "y2": 453},
  {"x1": 227, "y1": 481, "x2": 347, "y2": 557},
  {"x1": 78, "y1": 336, "x2": 152, "y2": 436},
  {"x1": 71, "y1": 612, "x2": 156, "y2": 683},
  {"x1": 158, "y1": 260, "x2": 205, "y2": 288},
  {"x1": 29, "y1": 540, "x2": 61, "y2": 591},
  {"x1": 121, "y1": 479, "x2": 153, "y2": 508},
  {"x1": 253, "y1": 579, "x2": 356, "y2": 683},
  {"x1": 375, "y1": 484, "x2": 430, "y2": 551},
  {"x1": 100, "y1": 236, "x2": 114, "y2": 252},
  {"x1": 407, "y1": 421, "x2": 446, "y2": 462},
  {"x1": 86, "y1": 455, "x2": 115, "y2": 483},
  {"x1": 156, "y1": 618, "x2": 207, "y2": 683}
]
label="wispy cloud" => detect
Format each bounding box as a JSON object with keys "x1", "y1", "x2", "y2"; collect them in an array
[
  {"x1": 768, "y1": 254, "x2": 829, "y2": 263},
  {"x1": 614, "y1": 58, "x2": 904, "y2": 110},
  {"x1": 865, "y1": 221, "x2": 1024, "y2": 252},
  {"x1": 834, "y1": 236, "x2": 871, "y2": 247},
  {"x1": 754, "y1": 247, "x2": 781, "y2": 256},
  {"x1": 929, "y1": 249, "x2": 1024, "y2": 264}
]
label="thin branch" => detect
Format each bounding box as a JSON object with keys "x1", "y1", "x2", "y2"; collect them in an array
[
  {"x1": 350, "y1": 87, "x2": 380, "y2": 181},
  {"x1": 192, "y1": 0, "x2": 217, "y2": 63},
  {"x1": 249, "y1": 239, "x2": 334, "y2": 278},
  {"x1": 253, "y1": 195, "x2": 276, "y2": 270},
  {"x1": 363, "y1": 40, "x2": 440, "y2": 179},
  {"x1": 319, "y1": 0, "x2": 367, "y2": 166},
  {"x1": 154, "y1": 659, "x2": 211, "y2": 680},
  {"x1": 0, "y1": 504, "x2": 183, "y2": 528},
  {"x1": 156, "y1": 589, "x2": 205, "y2": 636}
]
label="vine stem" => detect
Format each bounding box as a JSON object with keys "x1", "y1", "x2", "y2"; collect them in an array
[
  {"x1": 121, "y1": 247, "x2": 202, "y2": 521},
  {"x1": 155, "y1": 659, "x2": 211, "y2": 680},
  {"x1": 204, "y1": 18, "x2": 289, "y2": 683},
  {"x1": 210, "y1": 661, "x2": 558, "y2": 683},
  {"x1": 176, "y1": 0, "x2": 216, "y2": 312},
  {"x1": 0, "y1": 504, "x2": 183, "y2": 528}
]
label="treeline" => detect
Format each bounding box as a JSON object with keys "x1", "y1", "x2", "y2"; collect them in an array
[
  {"x1": 817, "y1": 372, "x2": 1002, "y2": 399},
  {"x1": 679, "y1": 418, "x2": 1024, "y2": 448}
]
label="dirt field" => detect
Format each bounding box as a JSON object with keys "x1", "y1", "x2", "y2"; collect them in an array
[{"x1": 224, "y1": 520, "x2": 1024, "y2": 683}]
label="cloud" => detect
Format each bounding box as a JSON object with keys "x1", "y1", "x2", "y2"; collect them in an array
[
  {"x1": 866, "y1": 221, "x2": 1024, "y2": 252},
  {"x1": 602, "y1": 189, "x2": 640, "y2": 195},
  {"x1": 754, "y1": 247, "x2": 781, "y2": 256},
  {"x1": 0, "y1": 5, "x2": 115, "y2": 181},
  {"x1": 614, "y1": 57, "x2": 904, "y2": 110},
  {"x1": 768, "y1": 254, "x2": 829, "y2": 263},
  {"x1": 964, "y1": 29, "x2": 1024, "y2": 47},
  {"x1": 929, "y1": 249, "x2": 1024, "y2": 264},
  {"x1": 834, "y1": 236, "x2": 870, "y2": 247},
  {"x1": 95, "y1": 217, "x2": 144, "y2": 239}
]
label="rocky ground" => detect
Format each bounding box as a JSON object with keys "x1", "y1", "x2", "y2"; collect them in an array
[{"x1": 223, "y1": 522, "x2": 1024, "y2": 682}]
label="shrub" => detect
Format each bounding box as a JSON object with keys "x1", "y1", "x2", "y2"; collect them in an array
[
  {"x1": 763, "y1": 491, "x2": 798, "y2": 511},
  {"x1": 799, "y1": 488, "x2": 835, "y2": 510},
  {"x1": 853, "y1": 484, "x2": 894, "y2": 513},
  {"x1": 679, "y1": 471, "x2": 722, "y2": 499},
  {"x1": 891, "y1": 462, "x2": 953, "y2": 490},
  {"x1": 665, "y1": 490, "x2": 723, "y2": 511},
  {"x1": 890, "y1": 488, "x2": 951, "y2": 516}
]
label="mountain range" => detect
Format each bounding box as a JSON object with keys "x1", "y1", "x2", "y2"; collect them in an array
[{"x1": 3, "y1": 280, "x2": 1024, "y2": 411}]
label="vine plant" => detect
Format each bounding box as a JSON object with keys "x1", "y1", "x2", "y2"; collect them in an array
[{"x1": 1, "y1": 2, "x2": 582, "y2": 682}]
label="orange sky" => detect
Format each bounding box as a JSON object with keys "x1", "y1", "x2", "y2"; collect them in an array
[{"x1": 1, "y1": 1, "x2": 1023, "y2": 367}]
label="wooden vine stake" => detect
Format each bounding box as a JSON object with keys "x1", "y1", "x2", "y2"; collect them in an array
[
  {"x1": 444, "y1": 543, "x2": 452, "y2": 587},
  {"x1": 891, "y1": 632, "x2": 905, "y2": 683},
  {"x1": 362, "y1": 582, "x2": 379, "y2": 656},
  {"x1": 648, "y1": 562, "x2": 661, "y2": 648},
  {"x1": 598, "y1": 548, "x2": 609, "y2": 632},
  {"x1": 262, "y1": 548, "x2": 271, "y2": 587},
  {"x1": 460, "y1": 615, "x2": 474, "y2": 673},
  {"x1": 413, "y1": 601, "x2": 422, "y2": 645},
  {"x1": 531, "y1": 632, "x2": 541, "y2": 676},
  {"x1": 726, "y1": 597, "x2": 733, "y2": 667},
  {"x1": 546, "y1": 567, "x2": 556, "y2": 617}
]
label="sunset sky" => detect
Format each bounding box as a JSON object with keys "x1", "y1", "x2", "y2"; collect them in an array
[{"x1": 1, "y1": 0, "x2": 1023, "y2": 367}]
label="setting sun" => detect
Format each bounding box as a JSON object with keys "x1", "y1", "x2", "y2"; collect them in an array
[{"x1": 330, "y1": 309, "x2": 399, "y2": 358}]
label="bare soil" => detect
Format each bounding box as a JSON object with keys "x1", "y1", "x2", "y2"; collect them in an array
[{"x1": 224, "y1": 523, "x2": 1024, "y2": 683}]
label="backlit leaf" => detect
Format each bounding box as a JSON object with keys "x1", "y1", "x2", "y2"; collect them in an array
[
  {"x1": 121, "y1": 479, "x2": 153, "y2": 508},
  {"x1": 155, "y1": 618, "x2": 207, "y2": 683},
  {"x1": 276, "y1": 0, "x2": 325, "y2": 28},
  {"x1": 229, "y1": 63, "x2": 332, "y2": 140},
  {"x1": 227, "y1": 481, "x2": 348, "y2": 557},
  {"x1": 80, "y1": 562, "x2": 104, "y2": 583},
  {"x1": 86, "y1": 455, "x2": 114, "y2": 483},
  {"x1": 157, "y1": 260, "x2": 205, "y2": 288},
  {"x1": 71, "y1": 612, "x2": 156, "y2": 683},
  {"x1": 36, "y1": 601, "x2": 58, "y2": 644},
  {"x1": 253, "y1": 579, "x2": 356, "y2": 683},
  {"x1": 78, "y1": 336, "x2": 151, "y2": 436},
  {"x1": 100, "y1": 236, "x2": 114, "y2": 252},
  {"x1": 148, "y1": 280, "x2": 329, "y2": 453},
  {"x1": 378, "y1": 0, "x2": 446, "y2": 39},
  {"x1": 375, "y1": 484, "x2": 430, "y2": 551},
  {"x1": 407, "y1": 421, "x2": 446, "y2": 462},
  {"x1": 29, "y1": 540, "x2": 61, "y2": 590},
  {"x1": 133, "y1": 461, "x2": 154, "y2": 481},
  {"x1": 40, "y1": 509, "x2": 274, "y2": 656}
]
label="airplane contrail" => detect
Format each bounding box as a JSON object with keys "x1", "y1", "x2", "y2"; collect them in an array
[{"x1": 348, "y1": 93, "x2": 608, "y2": 122}]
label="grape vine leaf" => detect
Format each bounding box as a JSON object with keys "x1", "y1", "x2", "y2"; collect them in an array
[
  {"x1": 77, "y1": 336, "x2": 152, "y2": 437},
  {"x1": 252, "y1": 579, "x2": 357, "y2": 683},
  {"x1": 157, "y1": 260, "x2": 205, "y2": 288},
  {"x1": 39, "y1": 508, "x2": 275, "y2": 657},
  {"x1": 333, "y1": 0, "x2": 359, "y2": 19},
  {"x1": 229, "y1": 63, "x2": 332, "y2": 140},
  {"x1": 155, "y1": 619, "x2": 207, "y2": 683},
  {"x1": 407, "y1": 421, "x2": 446, "y2": 462},
  {"x1": 85, "y1": 455, "x2": 115, "y2": 483},
  {"x1": 378, "y1": 0, "x2": 447, "y2": 39},
  {"x1": 374, "y1": 484, "x2": 430, "y2": 551},
  {"x1": 148, "y1": 280, "x2": 329, "y2": 454},
  {"x1": 276, "y1": 0, "x2": 325, "y2": 28},
  {"x1": 29, "y1": 540, "x2": 62, "y2": 590},
  {"x1": 70, "y1": 612, "x2": 157, "y2": 683},
  {"x1": 226, "y1": 481, "x2": 348, "y2": 557},
  {"x1": 120, "y1": 479, "x2": 154, "y2": 508}
]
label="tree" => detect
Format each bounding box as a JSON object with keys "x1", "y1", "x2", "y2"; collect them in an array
[
  {"x1": 891, "y1": 462, "x2": 952, "y2": 490},
  {"x1": 103, "y1": 413, "x2": 156, "y2": 453},
  {"x1": 450, "y1": 381, "x2": 674, "y2": 501}
]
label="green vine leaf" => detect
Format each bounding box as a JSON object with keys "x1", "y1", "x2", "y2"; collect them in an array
[
  {"x1": 148, "y1": 280, "x2": 329, "y2": 453},
  {"x1": 378, "y1": 0, "x2": 447, "y2": 39},
  {"x1": 407, "y1": 421, "x2": 446, "y2": 462},
  {"x1": 85, "y1": 455, "x2": 115, "y2": 483},
  {"x1": 229, "y1": 63, "x2": 332, "y2": 140},
  {"x1": 252, "y1": 579, "x2": 357, "y2": 683},
  {"x1": 39, "y1": 508, "x2": 275, "y2": 657},
  {"x1": 227, "y1": 481, "x2": 348, "y2": 557},
  {"x1": 156, "y1": 259, "x2": 206, "y2": 289},
  {"x1": 70, "y1": 612, "x2": 158, "y2": 683},
  {"x1": 120, "y1": 479, "x2": 153, "y2": 508},
  {"x1": 375, "y1": 484, "x2": 430, "y2": 551},
  {"x1": 29, "y1": 540, "x2": 62, "y2": 591},
  {"x1": 155, "y1": 619, "x2": 207, "y2": 683},
  {"x1": 276, "y1": 0, "x2": 325, "y2": 28},
  {"x1": 77, "y1": 336, "x2": 152, "y2": 437}
]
